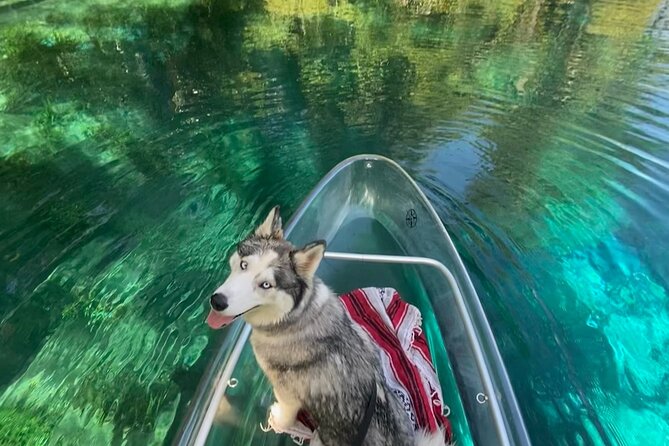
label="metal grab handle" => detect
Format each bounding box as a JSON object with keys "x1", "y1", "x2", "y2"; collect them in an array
[{"x1": 323, "y1": 252, "x2": 509, "y2": 446}]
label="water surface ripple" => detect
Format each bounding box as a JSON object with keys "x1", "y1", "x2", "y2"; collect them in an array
[{"x1": 1, "y1": 0, "x2": 668, "y2": 444}]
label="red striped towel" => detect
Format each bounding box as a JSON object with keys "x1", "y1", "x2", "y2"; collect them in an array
[{"x1": 266, "y1": 287, "x2": 453, "y2": 444}]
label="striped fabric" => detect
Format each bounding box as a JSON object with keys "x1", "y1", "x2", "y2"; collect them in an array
[{"x1": 268, "y1": 287, "x2": 453, "y2": 445}]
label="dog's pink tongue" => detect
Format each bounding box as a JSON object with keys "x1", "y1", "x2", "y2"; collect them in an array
[{"x1": 206, "y1": 310, "x2": 235, "y2": 329}]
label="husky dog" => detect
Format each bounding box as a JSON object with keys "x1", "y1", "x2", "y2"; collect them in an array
[{"x1": 207, "y1": 207, "x2": 445, "y2": 446}]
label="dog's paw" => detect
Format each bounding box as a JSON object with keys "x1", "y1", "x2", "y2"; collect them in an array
[{"x1": 268, "y1": 402, "x2": 297, "y2": 432}]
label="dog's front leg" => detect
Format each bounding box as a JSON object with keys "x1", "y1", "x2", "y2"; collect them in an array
[
  {"x1": 309, "y1": 431, "x2": 323, "y2": 446},
  {"x1": 268, "y1": 390, "x2": 300, "y2": 432}
]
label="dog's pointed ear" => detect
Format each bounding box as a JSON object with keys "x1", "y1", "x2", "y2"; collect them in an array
[
  {"x1": 255, "y1": 206, "x2": 283, "y2": 239},
  {"x1": 291, "y1": 240, "x2": 326, "y2": 279}
]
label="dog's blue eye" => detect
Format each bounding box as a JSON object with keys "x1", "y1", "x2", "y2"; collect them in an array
[
  {"x1": 240, "y1": 261, "x2": 248, "y2": 270},
  {"x1": 261, "y1": 281, "x2": 272, "y2": 289}
]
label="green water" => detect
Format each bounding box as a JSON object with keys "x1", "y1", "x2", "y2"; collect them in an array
[{"x1": 1, "y1": 0, "x2": 668, "y2": 445}]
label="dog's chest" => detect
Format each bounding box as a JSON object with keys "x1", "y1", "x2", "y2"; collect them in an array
[
  {"x1": 250, "y1": 334, "x2": 297, "y2": 372},
  {"x1": 250, "y1": 332, "x2": 330, "y2": 380},
  {"x1": 249, "y1": 338, "x2": 275, "y2": 374}
]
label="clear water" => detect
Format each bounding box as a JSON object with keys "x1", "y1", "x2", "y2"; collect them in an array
[{"x1": 1, "y1": 0, "x2": 668, "y2": 445}]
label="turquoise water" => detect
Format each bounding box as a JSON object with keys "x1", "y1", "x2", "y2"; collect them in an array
[{"x1": 1, "y1": 0, "x2": 668, "y2": 444}]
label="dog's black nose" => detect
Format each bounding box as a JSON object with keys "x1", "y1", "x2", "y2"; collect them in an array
[{"x1": 210, "y1": 293, "x2": 228, "y2": 311}]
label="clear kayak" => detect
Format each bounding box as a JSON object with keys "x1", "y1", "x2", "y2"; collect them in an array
[{"x1": 174, "y1": 155, "x2": 531, "y2": 446}]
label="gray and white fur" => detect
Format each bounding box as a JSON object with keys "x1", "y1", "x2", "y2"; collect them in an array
[{"x1": 208, "y1": 206, "x2": 446, "y2": 446}]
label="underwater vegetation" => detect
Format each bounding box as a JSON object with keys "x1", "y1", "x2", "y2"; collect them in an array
[{"x1": 1, "y1": 0, "x2": 668, "y2": 444}]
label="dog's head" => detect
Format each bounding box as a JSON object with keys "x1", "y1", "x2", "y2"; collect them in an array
[{"x1": 206, "y1": 206, "x2": 326, "y2": 329}]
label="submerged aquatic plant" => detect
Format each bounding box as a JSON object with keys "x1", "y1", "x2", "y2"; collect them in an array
[
  {"x1": 1, "y1": 0, "x2": 667, "y2": 444},
  {"x1": 0, "y1": 408, "x2": 54, "y2": 446}
]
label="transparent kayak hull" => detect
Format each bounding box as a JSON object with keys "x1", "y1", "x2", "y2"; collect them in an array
[{"x1": 174, "y1": 155, "x2": 531, "y2": 446}]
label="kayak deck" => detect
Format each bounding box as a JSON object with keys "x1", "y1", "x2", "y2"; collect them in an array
[{"x1": 174, "y1": 155, "x2": 531, "y2": 446}]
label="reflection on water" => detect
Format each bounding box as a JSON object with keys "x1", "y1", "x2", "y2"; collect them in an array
[{"x1": 1, "y1": 0, "x2": 668, "y2": 444}]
